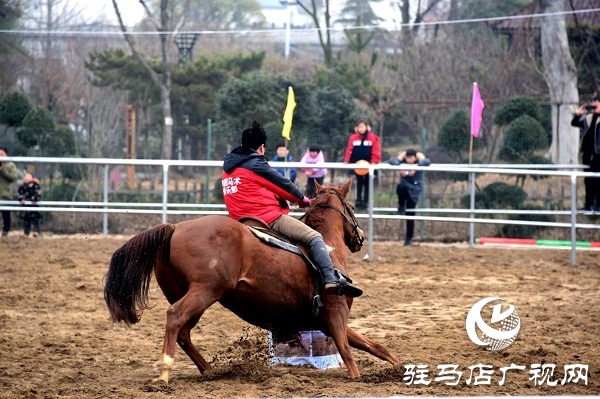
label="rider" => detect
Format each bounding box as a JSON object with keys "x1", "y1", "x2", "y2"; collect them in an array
[{"x1": 222, "y1": 120, "x2": 363, "y2": 298}]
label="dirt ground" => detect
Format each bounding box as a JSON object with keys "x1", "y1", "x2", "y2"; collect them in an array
[{"x1": 0, "y1": 233, "x2": 599, "y2": 398}]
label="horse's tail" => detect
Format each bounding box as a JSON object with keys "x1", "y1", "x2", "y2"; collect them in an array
[{"x1": 103, "y1": 223, "x2": 176, "y2": 326}]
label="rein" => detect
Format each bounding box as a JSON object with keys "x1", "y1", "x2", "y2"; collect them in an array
[{"x1": 300, "y1": 190, "x2": 364, "y2": 248}]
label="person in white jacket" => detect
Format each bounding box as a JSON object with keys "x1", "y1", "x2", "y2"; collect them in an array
[{"x1": 300, "y1": 145, "x2": 328, "y2": 199}]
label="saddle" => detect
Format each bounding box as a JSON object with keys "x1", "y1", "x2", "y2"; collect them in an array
[{"x1": 239, "y1": 216, "x2": 352, "y2": 317}]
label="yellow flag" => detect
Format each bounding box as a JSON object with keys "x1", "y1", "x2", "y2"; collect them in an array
[{"x1": 281, "y1": 86, "x2": 296, "y2": 140}]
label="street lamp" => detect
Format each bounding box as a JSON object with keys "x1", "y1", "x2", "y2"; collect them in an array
[{"x1": 174, "y1": 33, "x2": 199, "y2": 65}]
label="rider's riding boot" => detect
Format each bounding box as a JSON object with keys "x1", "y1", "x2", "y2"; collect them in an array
[{"x1": 308, "y1": 237, "x2": 363, "y2": 298}]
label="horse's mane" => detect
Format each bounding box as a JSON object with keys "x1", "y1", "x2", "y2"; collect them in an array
[{"x1": 303, "y1": 183, "x2": 351, "y2": 233}]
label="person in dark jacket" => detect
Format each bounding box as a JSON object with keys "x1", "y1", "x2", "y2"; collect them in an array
[
  {"x1": 390, "y1": 149, "x2": 431, "y2": 246},
  {"x1": 222, "y1": 120, "x2": 362, "y2": 298},
  {"x1": 571, "y1": 97, "x2": 600, "y2": 214},
  {"x1": 271, "y1": 141, "x2": 297, "y2": 184},
  {"x1": 18, "y1": 173, "x2": 42, "y2": 237},
  {"x1": 343, "y1": 120, "x2": 381, "y2": 210}
]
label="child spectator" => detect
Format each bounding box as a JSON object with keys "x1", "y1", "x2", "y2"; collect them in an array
[
  {"x1": 300, "y1": 145, "x2": 327, "y2": 198},
  {"x1": 271, "y1": 141, "x2": 297, "y2": 184},
  {"x1": 18, "y1": 173, "x2": 42, "y2": 238}
]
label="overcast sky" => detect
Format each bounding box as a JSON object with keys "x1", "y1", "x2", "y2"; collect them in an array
[
  {"x1": 80, "y1": 0, "x2": 403, "y2": 30},
  {"x1": 81, "y1": 0, "x2": 145, "y2": 26}
]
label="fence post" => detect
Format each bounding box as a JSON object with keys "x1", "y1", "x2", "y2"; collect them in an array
[
  {"x1": 420, "y1": 127, "x2": 427, "y2": 240},
  {"x1": 367, "y1": 167, "x2": 374, "y2": 261},
  {"x1": 103, "y1": 165, "x2": 109, "y2": 237},
  {"x1": 162, "y1": 163, "x2": 169, "y2": 223},
  {"x1": 205, "y1": 118, "x2": 212, "y2": 204},
  {"x1": 570, "y1": 173, "x2": 577, "y2": 266}
]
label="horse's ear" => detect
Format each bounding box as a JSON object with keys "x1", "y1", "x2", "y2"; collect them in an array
[
  {"x1": 315, "y1": 179, "x2": 324, "y2": 192},
  {"x1": 339, "y1": 179, "x2": 352, "y2": 197}
]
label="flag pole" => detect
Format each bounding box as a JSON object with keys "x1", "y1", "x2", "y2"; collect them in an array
[{"x1": 469, "y1": 134, "x2": 473, "y2": 165}]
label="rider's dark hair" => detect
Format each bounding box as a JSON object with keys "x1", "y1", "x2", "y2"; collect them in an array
[{"x1": 242, "y1": 120, "x2": 268, "y2": 150}]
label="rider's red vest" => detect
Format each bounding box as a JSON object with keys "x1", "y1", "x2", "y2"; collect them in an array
[{"x1": 222, "y1": 146, "x2": 304, "y2": 224}]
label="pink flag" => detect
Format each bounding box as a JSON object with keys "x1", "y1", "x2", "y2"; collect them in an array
[{"x1": 471, "y1": 82, "x2": 485, "y2": 138}]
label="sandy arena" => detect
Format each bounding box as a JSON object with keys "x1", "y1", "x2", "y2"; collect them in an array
[{"x1": 0, "y1": 233, "x2": 598, "y2": 398}]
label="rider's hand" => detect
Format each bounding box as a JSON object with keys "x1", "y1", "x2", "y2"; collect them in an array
[{"x1": 299, "y1": 196, "x2": 312, "y2": 209}]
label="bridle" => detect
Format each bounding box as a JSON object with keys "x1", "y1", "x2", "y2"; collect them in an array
[{"x1": 300, "y1": 189, "x2": 364, "y2": 248}]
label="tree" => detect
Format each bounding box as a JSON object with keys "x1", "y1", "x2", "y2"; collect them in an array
[
  {"x1": 390, "y1": 0, "x2": 443, "y2": 44},
  {"x1": 499, "y1": 113, "x2": 551, "y2": 187},
  {"x1": 493, "y1": 96, "x2": 541, "y2": 126},
  {"x1": 438, "y1": 110, "x2": 473, "y2": 162},
  {"x1": 538, "y1": 0, "x2": 579, "y2": 164},
  {"x1": 24, "y1": 0, "x2": 87, "y2": 118},
  {"x1": 0, "y1": 91, "x2": 32, "y2": 127},
  {"x1": 456, "y1": 0, "x2": 531, "y2": 19},
  {"x1": 313, "y1": 83, "x2": 362, "y2": 165},
  {"x1": 337, "y1": 0, "x2": 382, "y2": 55},
  {"x1": 567, "y1": 25, "x2": 600, "y2": 102},
  {"x1": 485, "y1": 96, "x2": 541, "y2": 163},
  {"x1": 46, "y1": 124, "x2": 76, "y2": 157},
  {"x1": 216, "y1": 73, "x2": 318, "y2": 144},
  {"x1": 170, "y1": 51, "x2": 266, "y2": 160},
  {"x1": 499, "y1": 115, "x2": 548, "y2": 162},
  {"x1": 183, "y1": 0, "x2": 266, "y2": 31},
  {"x1": 111, "y1": 0, "x2": 191, "y2": 160},
  {"x1": 18, "y1": 106, "x2": 56, "y2": 150},
  {"x1": 295, "y1": 0, "x2": 334, "y2": 67},
  {"x1": 0, "y1": 91, "x2": 32, "y2": 156},
  {"x1": 0, "y1": 0, "x2": 26, "y2": 96},
  {"x1": 216, "y1": 73, "x2": 362, "y2": 164}
]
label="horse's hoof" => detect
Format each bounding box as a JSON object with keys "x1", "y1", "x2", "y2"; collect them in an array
[
  {"x1": 145, "y1": 378, "x2": 172, "y2": 393},
  {"x1": 151, "y1": 377, "x2": 169, "y2": 385}
]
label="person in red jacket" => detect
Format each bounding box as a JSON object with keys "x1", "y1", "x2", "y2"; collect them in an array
[
  {"x1": 222, "y1": 120, "x2": 362, "y2": 298},
  {"x1": 344, "y1": 120, "x2": 381, "y2": 210}
]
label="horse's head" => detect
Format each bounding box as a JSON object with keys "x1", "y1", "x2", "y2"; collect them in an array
[{"x1": 304, "y1": 179, "x2": 365, "y2": 253}]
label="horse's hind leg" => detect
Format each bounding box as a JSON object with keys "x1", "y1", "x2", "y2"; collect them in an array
[
  {"x1": 347, "y1": 327, "x2": 399, "y2": 365},
  {"x1": 177, "y1": 316, "x2": 212, "y2": 373},
  {"x1": 155, "y1": 285, "x2": 217, "y2": 384}
]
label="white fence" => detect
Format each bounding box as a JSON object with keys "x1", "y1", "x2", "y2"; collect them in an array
[{"x1": 1, "y1": 156, "x2": 599, "y2": 265}]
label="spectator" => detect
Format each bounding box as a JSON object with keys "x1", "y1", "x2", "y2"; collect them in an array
[
  {"x1": 344, "y1": 120, "x2": 381, "y2": 210},
  {"x1": 0, "y1": 146, "x2": 18, "y2": 237},
  {"x1": 300, "y1": 145, "x2": 327, "y2": 198},
  {"x1": 390, "y1": 149, "x2": 431, "y2": 246},
  {"x1": 571, "y1": 96, "x2": 600, "y2": 214},
  {"x1": 18, "y1": 173, "x2": 42, "y2": 238},
  {"x1": 271, "y1": 141, "x2": 296, "y2": 184}
]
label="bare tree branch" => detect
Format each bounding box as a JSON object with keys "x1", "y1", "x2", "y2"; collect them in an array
[
  {"x1": 111, "y1": 0, "x2": 161, "y2": 90},
  {"x1": 138, "y1": 0, "x2": 160, "y2": 30}
]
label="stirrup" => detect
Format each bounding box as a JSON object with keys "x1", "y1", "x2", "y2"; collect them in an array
[{"x1": 323, "y1": 281, "x2": 363, "y2": 298}]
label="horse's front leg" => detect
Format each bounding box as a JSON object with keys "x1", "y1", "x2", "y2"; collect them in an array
[
  {"x1": 322, "y1": 303, "x2": 361, "y2": 378},
  {"x1": 347, "y1": 327, "x2": 399, "y2": 365}
]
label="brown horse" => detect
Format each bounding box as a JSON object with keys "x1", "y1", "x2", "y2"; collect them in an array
[{"x1": 104, "y1": 179, "x2": 399, "y2": 382}]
